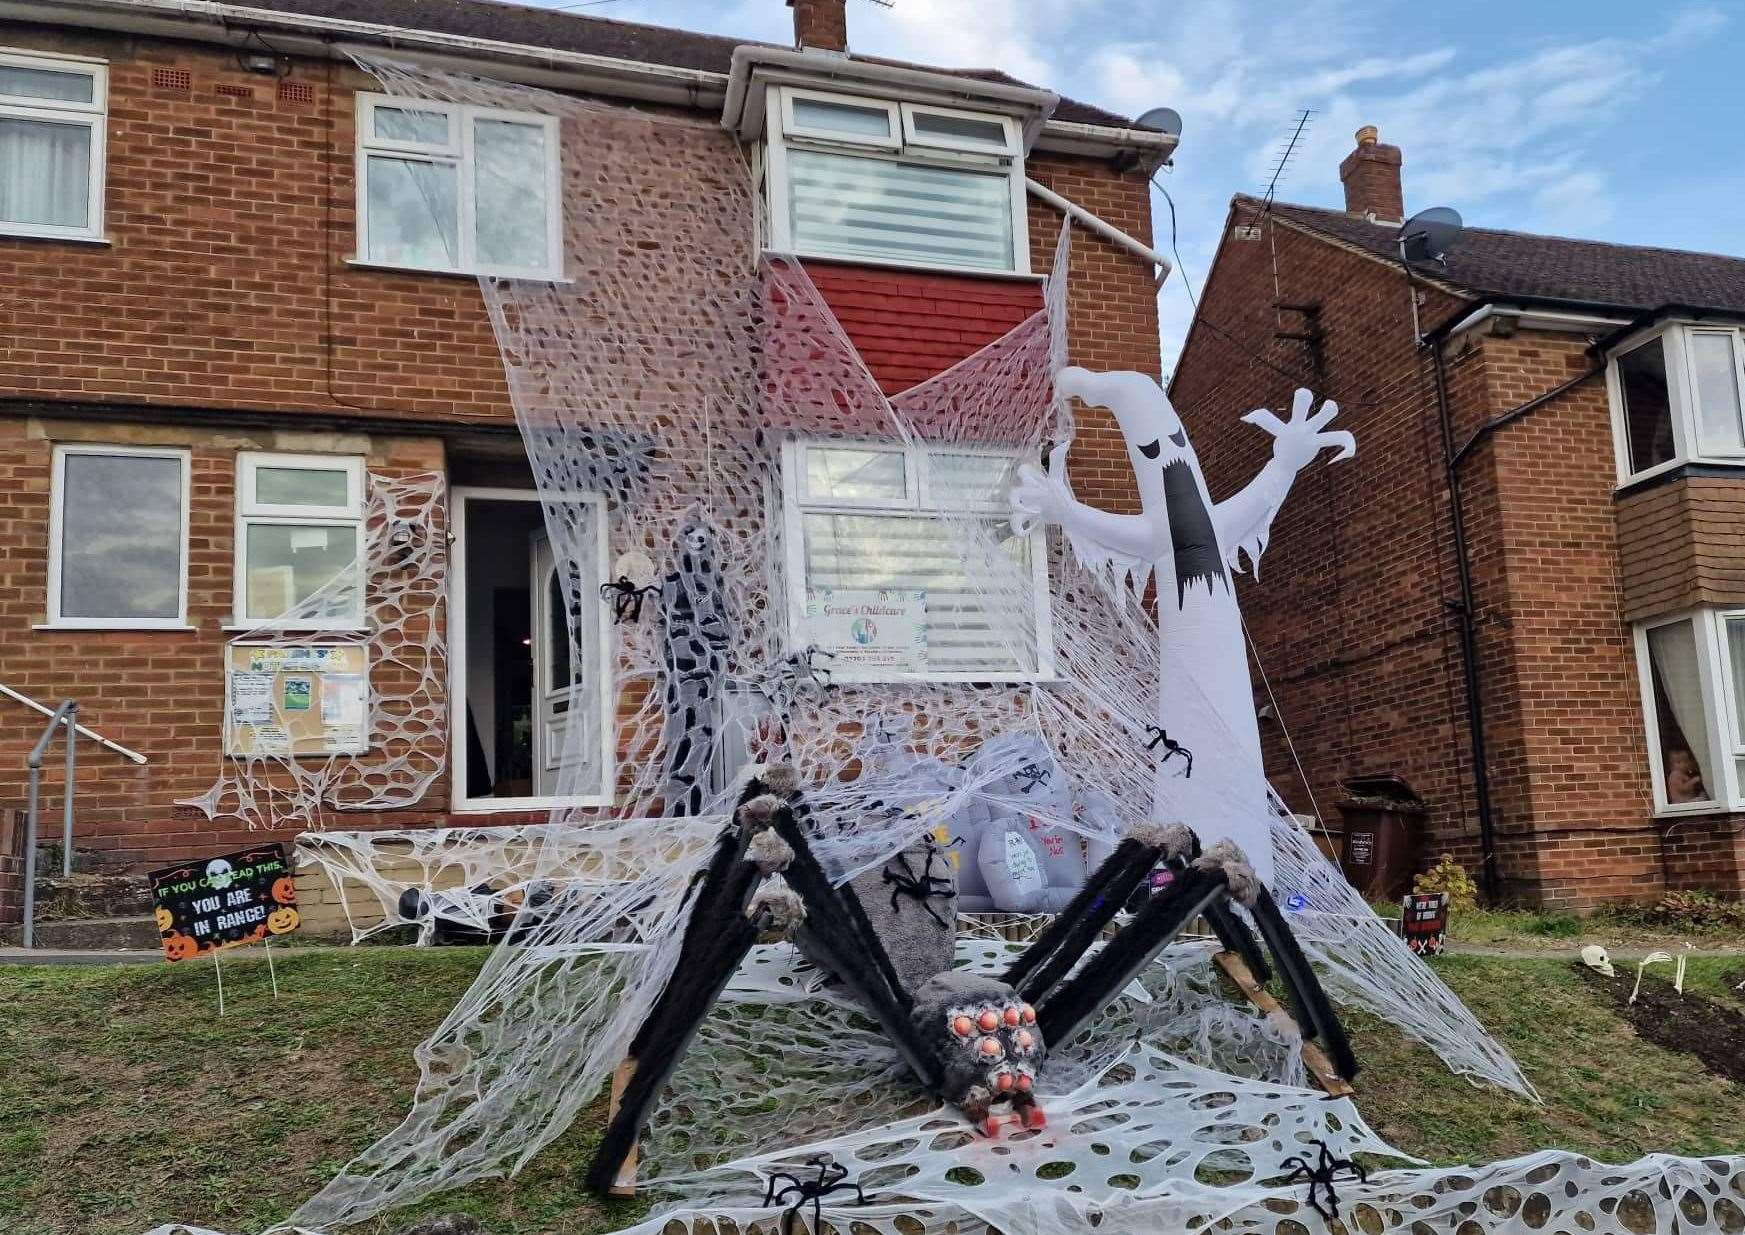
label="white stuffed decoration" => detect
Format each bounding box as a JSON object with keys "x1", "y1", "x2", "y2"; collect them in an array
[
  {"x1": 977, "y1": 815, "x2": 1048, "y2": 913},
  {"x1": 1011, "y1": 368, "x2": 1354, "y2": 884}
]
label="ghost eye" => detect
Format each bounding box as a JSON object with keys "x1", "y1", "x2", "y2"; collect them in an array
[
  {"x1": 1138, "y1": 439, "x2": 1161, "y2": 460},
  {"x1": 1168, "y1": 429, "x2": 1187, "y2": 448}
]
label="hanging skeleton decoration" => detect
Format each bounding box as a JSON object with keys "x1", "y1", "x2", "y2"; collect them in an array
[
  {"x1": 586, "y1": 766, "x2": 1358, "y2": 1193},
  {"x1": 1011, "y1": 369, "x2": 1354, "y2": 883},
  {"x1": 659, "y1": 519, "x2": 731, "y2": 817}
]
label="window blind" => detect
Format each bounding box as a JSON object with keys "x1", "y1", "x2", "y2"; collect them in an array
[{"x1": 787, "y1": 149, "x2": 1013, "y2": 272}]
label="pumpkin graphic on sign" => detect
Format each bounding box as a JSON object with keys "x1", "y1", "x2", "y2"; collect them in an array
[
  {"x1": 161, "y1": 932, "x2": 198, "y2": 961},
  {"x1": 267, "y1": 907, "x2": 300, "y2": 935},
  {"x1": 271, "y1": 876, "x2": 296, "y2": 905},
  {"x1": 155, "y1": 906, "x2": 174, "y2": 931}
]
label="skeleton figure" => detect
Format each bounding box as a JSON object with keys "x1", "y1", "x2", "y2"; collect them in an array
[
  {"x1": 659, "y1": 519, "x2": 731, "y2": 816},
  {"x1": 1010, "y1": 369, "x2": 1355, "y2": 883},
  {"x1": 585, "y1": 766, "x2": 1357, "y2": 1191}
]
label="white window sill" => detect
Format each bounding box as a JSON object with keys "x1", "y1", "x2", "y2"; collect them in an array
[
  {"x1": 34, "y1": 621, "x2": 195, "y2": 632},
  {"x1": 1652, "y1": 801, "x2": 1736, "y2": 819},
  {"x1": 222, "y1": 622, "x2": 368, "y2": 633},
  {"x1": 778, "y1": 248, "x2": 1043, "y2": 283},
  {"x1": 344, "y1": 257, "x2": 573, "y2": 284},
  {"x1": 451, "y1": 794, "x2": 613, "y2": 813},
  {"x1": 1, "y1": 230, "x2": 111, "y2": 246}
]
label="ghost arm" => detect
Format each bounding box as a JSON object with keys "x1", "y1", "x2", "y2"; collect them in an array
[
  {"x1": 1213, "y1": 389, "x2": 1355, "y2": 575},
  {"x1": 1009, "y1": 442, "x2": 1168, "y2": 566}
]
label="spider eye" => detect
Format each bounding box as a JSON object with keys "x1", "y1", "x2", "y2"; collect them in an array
[
  {"x1": 951, "y1": 1015, "x2": 974, "y2": 1037},
  {"x1": 979, "y1": 1036, "x2": 1004, "y2": 1058},
  {"x1": 1016, "y1": 1073, "x2": 1032, "y2": 1091},
  {"x1": 1002, "y1": 1006, "x2": 1020, "y2": 1027},
  {"x1": 1016, "y1": 1030, "x2": 1035, "y2": 1051},
  {"x1": 1021, "y1": 1004, "x2": 1036, "y2": 1024},
  {"x1": 995, "y1": 1070, "x2": 1015, "y2": 1092},
  {"x1": 977, "y1": 1009, "x2": 1000, "y2": 1032}
]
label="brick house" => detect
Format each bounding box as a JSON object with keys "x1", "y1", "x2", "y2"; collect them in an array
[
  {"x1": 0, "y1": 0, "x2": 1172, "y2": 920},
  {"x1": 1173, "y1": 126, "x2": 1745, "y2": 909}
]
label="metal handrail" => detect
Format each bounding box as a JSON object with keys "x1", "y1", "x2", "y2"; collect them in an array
[
  {"x1": 21, "y1": 700, "x2": 76, "y2": 950},
  {"x1": 0, "y1": 683, "x2": 146, "y2": 765}
]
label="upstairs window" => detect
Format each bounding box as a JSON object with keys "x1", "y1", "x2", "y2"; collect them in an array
[
  {"x1": 236, "y1": 453, "x2": 365, "y2": 628},
  {"x1": 1610, "y1": 323, "x2": 1745, "y2": 483},
  {"x1": 354, "y1": 93, "x2": 562, "y2": 278},
  {"x1": 781, "y1": 440, "x2": 1053, "y2": 682},
  {"x1": 764, "y1": 86, "x2": 1028, "y2": 275},
  {"x1": 0, "y1": 50, "x2": 105, "y2": 241}
]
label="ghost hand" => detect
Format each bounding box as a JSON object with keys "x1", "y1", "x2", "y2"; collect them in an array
[
  {"x1": 1240, "y1": 389, "x2": 1355, "y2": 474},
  {"x1": 1009, "y1": 442, "x2": 1075, "y2": 536}
]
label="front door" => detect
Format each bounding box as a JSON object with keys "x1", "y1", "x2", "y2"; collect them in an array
[{"x1": 530, "y1": 529, "x2": 594, "y2": 797}]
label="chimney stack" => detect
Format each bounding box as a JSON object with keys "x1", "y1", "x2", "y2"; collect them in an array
[
  {"x1": 1339, "y1": 125, "x2": 1404, "y2": 222},
  {"x1": 788, "y1": 0, "x2": 849, "y2": 51}
]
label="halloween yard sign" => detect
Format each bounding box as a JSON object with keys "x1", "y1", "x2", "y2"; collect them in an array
[{"x1": 149, "y1": 843, "x2": 300, "y2": 961}]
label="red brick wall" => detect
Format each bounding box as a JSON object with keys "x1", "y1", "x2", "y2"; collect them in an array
[
  {"x1": 0, "y1": 23, "x2": 1164, "y2": 865},
  {"x1": 0, "y1": 418, "x2": 448, "y2": 868},
  {"x1": 1173, "y1": 206, "x2": 1743, "y2": 907},
  {"x1": 0, "y1": 24, "x2": 511, "y2": 424}
]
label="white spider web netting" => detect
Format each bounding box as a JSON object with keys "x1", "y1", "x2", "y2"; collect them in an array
[{"x1": 148, "y1": 56, "x2": 1745, "y2": 1235}]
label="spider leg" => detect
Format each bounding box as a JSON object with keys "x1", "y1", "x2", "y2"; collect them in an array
[
  {"x1": 1034, "y1": 843, "x2": 1250, "y2": 1048},
  {"x1": 1248, "y1": 886, "x2": 1360, "y2": 1081},
  {"x1": 586, "y1": 778, "x2": 806, "y2": 1195},
  {"x1": 1002, "y1": 822, "x2": 1194, "y2": 1003},
  {"x1": 771, "y1": 800, "x2": 943, "y2": 1090}
]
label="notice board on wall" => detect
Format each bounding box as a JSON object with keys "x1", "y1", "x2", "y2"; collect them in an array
[{"x1": 226, "y1": 643, "x2": 369, "y2": 757}]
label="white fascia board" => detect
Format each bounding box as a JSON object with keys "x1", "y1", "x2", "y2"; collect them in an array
[{"x1": 12, "y1": 0, "x2": 1177, "y2": 162}]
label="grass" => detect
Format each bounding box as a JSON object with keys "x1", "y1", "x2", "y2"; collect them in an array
[
  {"x1": 2, "y1": 949, "x2": 1743, "y2": 1234},
  {"x1": 1364, "y1": 902, "x2": 1745, "y2": 952}
]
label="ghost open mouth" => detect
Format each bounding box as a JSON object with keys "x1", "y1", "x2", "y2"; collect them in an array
[{"x1": 1161, "y1": 457, "x2": 1226, "y2": 605}]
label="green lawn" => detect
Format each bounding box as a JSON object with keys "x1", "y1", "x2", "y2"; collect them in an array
[{"x1": 1, "y1": 949, "x2": 1741, "y2": 1235}]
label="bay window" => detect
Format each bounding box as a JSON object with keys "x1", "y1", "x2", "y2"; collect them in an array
[
  {"x1": 782, "y1": 440, "x2": 1053, "y2": 682},
  {"x1": 354, "y1": 93, "x2": 562, "y2": 278},
  {"x1": 1610, "y1": 323, "x2": 1745, "y2": 483},
  {"x1": 1635, "y1": 608, "x2": 1745, "y2": 814},
  {"x1": 764, "y1": 86, "x2": 1028, "y2": 275},
  {"x1": 236, "y1": 454, "x2": 365, "y2": 628},
  {"x1": 0, "y1": 50, "x2": 105, "y2": 241},
  {"x1": 47, "y1": 445, "x2": 188, "y2": 629}
]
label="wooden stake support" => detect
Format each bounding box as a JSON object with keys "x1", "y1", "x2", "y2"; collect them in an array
[
  {"x1": 606, "y1": 1057, "x2": 640, "y2": 1197},
  {"x1": 1213, "y1": 950, "x2": 1355, "y2": 1099}
]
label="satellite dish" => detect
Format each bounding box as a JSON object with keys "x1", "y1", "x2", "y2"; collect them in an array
[
  {"x1": 1136, "y1": 106, "x2": 1184, "y2": 141},
  {"x1": 1399, "y1": 206, "x2": 1462, "y2": 265}
]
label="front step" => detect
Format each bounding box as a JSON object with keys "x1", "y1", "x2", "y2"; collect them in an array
[{"x1": 0, "y1": 915, "x2": 160, "y2": 950}]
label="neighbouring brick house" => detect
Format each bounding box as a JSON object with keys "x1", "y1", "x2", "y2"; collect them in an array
[
  {"x1": 1174, "y1": 125, "x2": 1745, "y2": 909},
  {"x1": 0, "y1": 0, "x2": 1173, "y2": 917}
]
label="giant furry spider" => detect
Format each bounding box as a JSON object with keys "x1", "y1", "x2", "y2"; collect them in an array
[{"x1": 586, "y1": 766, "x2": 1357, "y2": 1192}]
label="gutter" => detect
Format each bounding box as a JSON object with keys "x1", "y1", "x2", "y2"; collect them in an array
[{"x1": 10, "y1": 0, "x2": 1174, "y2": 159}]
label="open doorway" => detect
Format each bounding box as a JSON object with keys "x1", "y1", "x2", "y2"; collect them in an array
[{"x1": 451, "y1": 488, "x2": 611, "y2": 811}]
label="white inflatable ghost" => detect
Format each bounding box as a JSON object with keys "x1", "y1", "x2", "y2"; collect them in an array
[{"x1": 1010, "y1": 367, "x2": 1354, "y2": 884}]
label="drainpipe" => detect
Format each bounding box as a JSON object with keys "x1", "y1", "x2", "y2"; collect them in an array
[
  {"x1": 1423, "y1": 307, "x2": 1608, "y2": 901},
  {"x1": 1425, "y1": 341, "x2": 1501, "y2": 898}
]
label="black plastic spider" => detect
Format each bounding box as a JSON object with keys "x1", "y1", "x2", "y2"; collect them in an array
[
  {"x1": 882, "y1": 835, "x2": 957, "y2": 928},
  {"x1": 761, "y1": 1154, "x2": 868, "y2": 1235},
  {"x1": 584, "y1": 767, "x2": 1358, "y2": 1193},
  {"x1": 599, "y1": 575, "x2": 661, "y2": 624},
  {"x1": 1280, "y1": 1139, "x2": 1369, "y2": 1222},
  {"x1": 1144, "y1": 725, "x2": 1195, "y2": 778}
]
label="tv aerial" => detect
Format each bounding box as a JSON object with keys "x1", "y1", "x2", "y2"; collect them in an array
[{"x1": 1398, "y1": 206, "x2": 1463, "y2": 267}]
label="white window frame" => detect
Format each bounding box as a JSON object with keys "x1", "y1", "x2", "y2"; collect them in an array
[
  {"x1": 0, "y1": 48, "x2": 107, "y2": 242},
  {"x1": 902, "y1": 101, "x2": 1023, "y2": 156},
  {"x1": 1607, "y1": 321, "x2": 1745, "y2": 485},
  {"x1": 45, "y1": 443, "x2": 189, "y2": 630},
  {"x1": 1630, "y1": 607, "x2": 1745, "y2": 815},
  {"x1": 233, "y1": 452, "x2": 367, "y2": 630},
  {"x1": 781, "y1": 438, "x2": 1055, "y2": 684},
  {"x1": 353, "y1": 92, "x2": 563, "y2": 279},
  {"x1": 763, "y1": 84, "x2": 1032, "y2": 277}
]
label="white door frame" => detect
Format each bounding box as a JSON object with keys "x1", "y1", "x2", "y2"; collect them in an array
[{"x1": 449, "y1": 485, "x2": 615, "y2": 812}]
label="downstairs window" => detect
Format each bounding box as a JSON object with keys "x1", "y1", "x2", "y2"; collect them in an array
[{"x1": 781, "y1": 440, "x2": 1053, "y2": 682}]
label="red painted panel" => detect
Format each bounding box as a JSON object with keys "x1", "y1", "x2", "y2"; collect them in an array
[{"x1": 802, "y1": 262, "x2": 1044, "y2": 395}]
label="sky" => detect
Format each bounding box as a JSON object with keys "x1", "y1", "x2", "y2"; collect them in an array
[{"x1": 528, "y1": 0, "x2": 1745, "y2": 373}]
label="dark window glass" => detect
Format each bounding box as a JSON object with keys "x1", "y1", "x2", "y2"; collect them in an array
[{"x1": 1619, "y1": 337, "x2": 1675, "y2": 475}]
